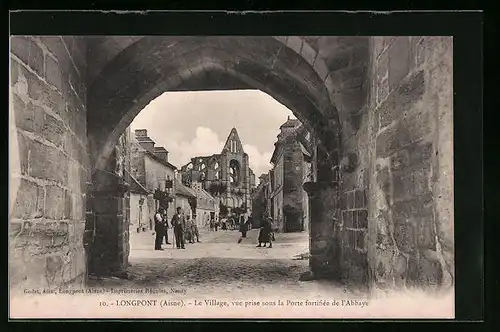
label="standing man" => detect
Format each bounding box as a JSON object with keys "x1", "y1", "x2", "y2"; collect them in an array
[
  {"x1": 192, "y1": 218, "x2": 201, "y2": 243},
  {"x1": 154, "y1": 209, "x2": 165, "y2": 251},
  {"x1": 162, "y1": 209, "x2": 171, "y2": 245},
  {"x1": 185, "y1": 215, "x2": 194, "y2": 244},
  {"x1": 171, "y1": 207, "x2": 186, "y2": 249}
]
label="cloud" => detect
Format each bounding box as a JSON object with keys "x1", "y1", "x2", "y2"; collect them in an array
[
  {"x1": 166, "y1": 127, "x2": 224, "y2": 167},
  {"x1": 243, "y1": 144, "x2": 273, "y2": 178},
  {"x1": 162, "y1": 126, "x2": 273, "y2": 181}
]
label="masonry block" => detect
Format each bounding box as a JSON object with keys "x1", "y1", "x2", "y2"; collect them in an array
[
  {"x1": 388, "y1": 37, "x2": 411, "y2": 91},
  {"x1": 350, "y1": 45, "x2": 369, "y2": 67},
  {"x1": 39, "y1": 111, "x2": 65, "y2": 147},
  {"x1": 346, "y1": 190, "x2": 354, "y2": 209},
  {"x1": 411, "y1": 166, "x2": 431, "y2": 196},
  {"x1": 340, "y1": 86, "x2": 364, "y2": 114},
  {"x1": 24, "y1": 66, "x2": 65, "y2": 118},
  {"x1": 408, "y1": 141, "x2": 433, "y2": 167},
  {"x1": 398, "y1": 70, "x2": 426, "y2": 111},
  {"x1": 39, "y1": 37, "x2": 71, "y2": 71},
  {"x1": 313, "y1": 56, "x2": 330, "y2": 81},
  {"x1": 29, "y1": 140, "x2": 63, "y2": 184},
  {"x1": 416, "y1": 215, "x2": 436, "y2": 249},
  {"x1": 390, "y1": 149, "x2": 410, "y2": 172},
  {"x1": 13, "y1": 92, "x2": 34, "y2": 132},
  {"x1": 354, "y1": 189, "x2": 366, "y2": 208},
  {"x1": 358, "y1": 210, "x2": 368, "y2": 229},
  {"x1": 356, "y1": 230, "x2": 366, "y2": 251},
  {"x1": 44, "y1": 54, "x2": 64, "y2": 93},
  {"x1": 394, "y1": 221, "x2": 415, "y2": 254},
  {"x1": 10, "y1": 36, "x2": 31, "y2": 65},
  {"x1": 11, "y1": 179, "x2": 44, "y2": 219},
  {"x1": 325, "y1": 49, "x2": 351, "y2": 72},
  {"x1": 300, "y1": 41, "x2": 317, "y2": 66},
  {"x1": 45, "y1": 185, "x2": 66, "y2": 220},
  {"x1": 392, "y1": 172, "x2": 413, "y2": 201},
  {"x1": 377, "y1": 49, "x2": 389, "y2": 83},
  {"x1": 376, "y1": 126, "x2": 399, "y2": 158},
  {"x1": 286, "y1": 36, "x2": 303, "y2": 55},
  {"x1": 418, "y1": 254, "x2": 442, "y2": 286},
  {"x1": 28, "y1": 39, "x2": 44, "y2": 78}
]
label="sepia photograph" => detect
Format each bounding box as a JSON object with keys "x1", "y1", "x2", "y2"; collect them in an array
[{"x1": 9, "y1": 31, "x2": 456, "y2": 319}]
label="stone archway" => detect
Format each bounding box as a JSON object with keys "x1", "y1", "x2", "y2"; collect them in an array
[
  {"x1": 84, "y1": 36, "x2": 370, "y2": 279},
  {"x1": 10, "y1": 34, "x2": 454, "y2": 294}
]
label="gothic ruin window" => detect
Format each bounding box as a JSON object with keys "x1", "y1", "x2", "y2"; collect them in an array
[
  {"x1": 213, "y1": 161, "x2": 219, "y2": 170},
  {"x1": 215, "y1": 170, "x2": 220, "y2": 180},
  {"x1": 229, "y1": 159, "x2": 240, "y2": 185},
  {"x1": 201, "y1": 163, "x2": 206, "y2": 170},
  {"x1": 200, "y1": 172, "x2": 206, "y2": 181},
  {"x1": 230, "y1": 140, "x2": 238, "y2": 153},
  {"x1": 186, "y1": 163, "x2": 193, "y2": 170}
]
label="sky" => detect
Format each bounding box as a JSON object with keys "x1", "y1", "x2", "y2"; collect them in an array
[{"x1": 130, "y1": 90, "x2": 295, "y2": 181}]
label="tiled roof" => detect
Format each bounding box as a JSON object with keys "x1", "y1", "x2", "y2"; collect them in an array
[
  {"x1": 175, "y1": 181, "x2": 197, "y2": 198},
  {"x1": 128, "y1": 172, "x2": 148, "y2": 194}
]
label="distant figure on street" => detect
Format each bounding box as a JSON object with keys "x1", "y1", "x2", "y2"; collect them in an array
[
  {"x1": 162, "y1": 209, "x2": 171, "y2": 245},
  {"x1": 228, "y1": 217, "x2": 235, "y2": 230},
  {"x1": 154, "y1": 209, "x2": 165, "y2": 251},
  {"x1": 237, "y1": 214, "x2": 248, "y2": 243},
  {"x1": 240, "y1": 214, "x2": 248, "y2": 238},
  {"x1": 246, "y1": 215, "x2": 253, "y2": 231},
  {"x1": 191, "y1": 218, "x2": 201, "y2": 243},
  {"x1": 257, "y1": 217, "x2": 273, "y2": 248},
  {"x1": 185, "y1": 215, "x2": 194, "y2": 244},
  {"x1": 171, "y1": 207, "x2": 186, "y2": 249}
]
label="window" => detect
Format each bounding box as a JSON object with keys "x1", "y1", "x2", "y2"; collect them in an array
[
  {"x1": 229, "y1": 160, "x2": 240, "y2": 184},
  {"x1": 230, "y1": 140, "x2": 238, "y2": 153}
]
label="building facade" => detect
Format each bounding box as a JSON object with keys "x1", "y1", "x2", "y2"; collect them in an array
[
  {"x1": 130, "y1": 129, "x2": 177, "y2": 230},
  {"x1": 174, "y1": 180, "x2": 196, "y2": 221},
  {"x1": 129, "y1": 172, "x2": 149, "y2": 233},
  {"x1": 251, "y1": 173, "x2": 271, "y2": 228},
  {"x1": 180, "y1": 128, "x2": 256, "y2": 215},
  {"x1": 190, "y1": 181, "x2": 220, "y2": 228},
  {"x1": 269, "y1": 117, "x2": 314, "y2": 233}
]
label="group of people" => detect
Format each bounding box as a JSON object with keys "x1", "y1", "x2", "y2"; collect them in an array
[
  {"x1": 153, "y1": 207, "x2": 275, "y2": 250},
  {"x1": 154, "y1": 207, "x2": 201, "y2": 251},
  {"x1": 214, "y1": 216, "x2": 253, "y2": 232}
]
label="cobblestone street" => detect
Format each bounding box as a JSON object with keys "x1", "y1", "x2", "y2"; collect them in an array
[{"x1": 88, "y1": 228, "x2": 353, "y2": 298}]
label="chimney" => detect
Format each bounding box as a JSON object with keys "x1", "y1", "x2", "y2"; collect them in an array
[
  {"x1": 135, "y1": 129, "x2": 148, "y2": 137},
  {"x1": 154, "y1": 146, "x2": 169, "y2": 163},
  {"x1": 135, "y1": 129, "x2": 155, "y2": 154}
]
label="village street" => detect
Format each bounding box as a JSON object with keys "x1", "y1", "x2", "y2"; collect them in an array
[{"x1": 87, "y1": 228, "x2": 354, "y2": 299}]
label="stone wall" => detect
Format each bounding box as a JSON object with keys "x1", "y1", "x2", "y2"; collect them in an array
[
  {"x1": 282, "y1": 141, "x2": 307, "y2": 232},
  {"x1": 365, "y1": 36, "x2": 454, "y2": 290},
  {"x1": 312, "y1": 36, "x2": 454, "y2": 291},
  {"x1": 9, "y1": 36, "x2": 88, "y2": 289}
]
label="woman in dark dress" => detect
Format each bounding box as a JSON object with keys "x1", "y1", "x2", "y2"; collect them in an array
[{"x1": 257, "y1": 217, "x2": 273, "y2": 248}]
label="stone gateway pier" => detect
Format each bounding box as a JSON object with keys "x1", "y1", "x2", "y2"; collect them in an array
[{"x1": 9, "y1": 36, "x2": 453, "y2": 293}]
